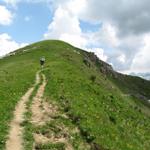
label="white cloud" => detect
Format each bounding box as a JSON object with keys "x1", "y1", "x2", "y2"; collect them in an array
[
  {"x1": 79, "y1": 0, "x2": 150, "y2": 36},
  {"x1": 130, "y1": 34, "x2": 150, "y2": 73},
  {"x1": 0, "y1": 33, "x2": 28, "y2": 56},
  {"x1": 0, "y1": 5, "x2": 13, "y2": 25},
  {"x1": 86, "y1": 48, "x2": 108, "y2": 62},
  {"x1": 117, "y1": 54, "x2": 126, "y2": 63},
  {"x1": 89, "y1": 23, "x2": 119, "y2": 48},
  {"x1": 44, "y1": 5, "x2": 87, "y2": 48},
  {"x1": 59, "y1": 34, "x2": 87, "y2": 49},
  {"x1": 64, "y1": 0, "x2": 86, "y2": 16}
]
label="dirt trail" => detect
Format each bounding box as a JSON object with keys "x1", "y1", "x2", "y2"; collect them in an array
[
  {"x1": 31, "y1": 74, "x2": 50, "y2": 126},
  {"x1": 5, "y1": 72, "x2": 40, "y2": 150},
  {"x1": 30, "y1": 74, "x2": 74, "y2": 150},
  {"x1": 31, "y1": 73, "x2": 60, "y2": 126}
]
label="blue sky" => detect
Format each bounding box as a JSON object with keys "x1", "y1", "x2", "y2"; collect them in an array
[
  {"x1": 0, "y1": 0, "x2": 150, "y2": 74},
  {"x1": 79, "y1": 20, "x2": 101, "y2": 33},
  {"x1": 0, "y1": 1, "x2": 52, "y2": 43},
  {"x1": 0, "y1": 0, "x2": 100, "y2": 43}
]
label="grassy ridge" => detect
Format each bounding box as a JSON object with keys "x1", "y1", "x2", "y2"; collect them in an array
[{"x1": 0, "y1": 40, "x2": 150, "y2": 150}]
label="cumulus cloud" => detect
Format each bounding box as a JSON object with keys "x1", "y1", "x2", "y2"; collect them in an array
[
  {"x1": 0, "y1": 33, "x2": 28, "y2": 56},
  {"x1": 0, "y1": 5, "x2": 13, "y2": 25},
  {"x1": 44, "y1": 4, "x2": 87, "y2": 48},
  {"x1": 130, "y1": 34, "x2": 150, "y2": 73},
  {"x1": 69, "y1": 0, "x2": 150, "y2": 72},
  {"x1": 6, "y1": 0, "x2": 150, "y2": 36},
  {"x1": 79, "y1": 0, "x2": 150, "y2": 36},
  {"x1": 86, "y1": 48, "x2": 108, "y2": 62}
]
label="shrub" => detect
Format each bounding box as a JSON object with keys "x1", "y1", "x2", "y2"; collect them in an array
[
  {"x1": 64, "y1": 105, "x2": 71, "y2": 112},
  {"x1": 91, "y1": 143, "x2": 106, "y2": 150},
  {"x1": 109, "y1": 116, "x2": 116, "y2": 124},
  {"x1": 68, "y1": 113, "x2": 81, "y2": 125},
  {"x1": 90, "y1": 75, "x2": 96, "y2": 83},
  {"x1": 79, "y1": 127, "x2": 95, "y2": 143},
  {"x1": 83, "y1": 58, "x2": 90, "y2": 67},
  {"x1": 109, "y1": 94, "x2": 114, "y2": 99}
]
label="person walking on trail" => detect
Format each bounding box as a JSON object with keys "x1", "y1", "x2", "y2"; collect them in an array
[{"x1": 40, "y1": 57, "x2": 45, "y2": 68}]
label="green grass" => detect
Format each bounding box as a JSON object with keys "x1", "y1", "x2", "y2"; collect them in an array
[
  {"x1": 35, "y1": 143, "x2": 65, "y2": 150},
  {"x1": 110, "y1": 73, "x2": 150, "y2": 99},
  {"x1": 0, "y1": 40, "x2": 150, "y2": 150}
]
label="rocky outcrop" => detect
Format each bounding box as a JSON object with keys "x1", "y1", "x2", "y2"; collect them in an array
[{"x1": 83, "y1": 51, "x2": 118, "y2": 77}]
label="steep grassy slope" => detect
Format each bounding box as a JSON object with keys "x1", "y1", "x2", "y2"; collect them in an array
[
  {"x1": 82, "y1": 50, "x2": 150, "y2": 102},
  {"x1": 0, "y1": 40, "x2": 150, "y2": 150}
]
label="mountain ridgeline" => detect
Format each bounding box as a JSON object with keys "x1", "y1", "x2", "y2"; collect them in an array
[
  {"x1": 0, "y1": 40, "x2": 150, "y2": 150},
  {"x1": 82, "y1": 51, "x2": 150, "y2": 106}
]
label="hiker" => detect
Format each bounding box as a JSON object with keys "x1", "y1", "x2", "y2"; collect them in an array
[{"x1": 40, "y1": 57, "x2": 45, "y2": 68}]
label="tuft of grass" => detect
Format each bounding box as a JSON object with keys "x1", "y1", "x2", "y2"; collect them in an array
[{"x1": 35, "y1": 143, "x2": 65, "y2": 150}]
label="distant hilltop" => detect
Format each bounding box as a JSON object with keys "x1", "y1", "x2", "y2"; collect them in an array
[{"x1": 130, "y1": 72, "x2": 150, "y2": 80}]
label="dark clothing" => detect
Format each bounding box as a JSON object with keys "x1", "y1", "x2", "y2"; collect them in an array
[
  {"x1": 40, "y1": 60, "x2": 45, "y2": 66},
  {"x1": 40, "y1": 57, "x2": 45, "y2": 66}
]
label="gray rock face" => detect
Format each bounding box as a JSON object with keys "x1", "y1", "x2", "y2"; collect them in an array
[{"x1": 83, "y1": 52, "x2": 118, "y2": 77}]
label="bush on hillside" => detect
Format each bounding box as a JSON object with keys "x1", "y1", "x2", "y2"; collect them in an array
[
  {"x1": 79, "y1": 127, "x2": 95, "y2": 143},
  {"x1": 90, "y1": 75, "x2": 96, "y2": 83},
  {"x1": 109, "y1": 115, "x2": 116, "y2": 124}
]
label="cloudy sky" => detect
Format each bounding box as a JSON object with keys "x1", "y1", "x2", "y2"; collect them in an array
[{"x1": 0, "y1": 0, "x2": 150, "y2": 74}]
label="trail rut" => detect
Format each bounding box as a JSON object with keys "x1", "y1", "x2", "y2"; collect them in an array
[
  {"x1": 31, "y1": 74, "x2": 47, "y2": 125},
  {"x1": 5, "y1": 72, "x2": 40, "y2": 150}
]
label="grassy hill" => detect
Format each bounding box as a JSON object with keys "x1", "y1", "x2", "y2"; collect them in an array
[{"x1": 0, "y1": 40, "x2": 150, "y2": 150}]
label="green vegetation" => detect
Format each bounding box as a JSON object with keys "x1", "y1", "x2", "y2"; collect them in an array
[
  {"x1": 0, "y1": 51, "x2": 38, "y2": 149},
  {"x1": 110, "y1": 73, "x2": 150, "y2": 98},
  {"x1": 35, "y1": 143, "x2": 65, "y2": 150},
  {"x1": 109, "y1": 73, "x2": 150, "y2": 108},
  {"x1": 0, "y1": 40, "x2": 150, "y2": 150}
]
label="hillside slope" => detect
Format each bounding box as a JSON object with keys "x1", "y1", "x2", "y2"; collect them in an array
[
  {"x1": 82, "y1": 51, "x2": 150, "y2": 106},
  {"x1": 0, "y1": 40, "x2": 150, "y2": 150}
]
